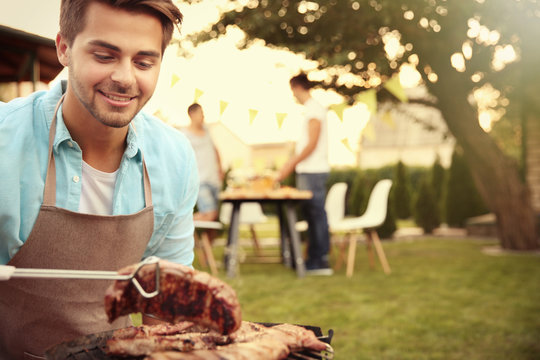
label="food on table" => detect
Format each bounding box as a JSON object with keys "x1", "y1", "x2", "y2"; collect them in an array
[
  {"x1": 106, "y1": 320, "x2": 327, "y2": 359},
  {"x1": 104, "y1": 259, "x2": 242, "y2": 335}
]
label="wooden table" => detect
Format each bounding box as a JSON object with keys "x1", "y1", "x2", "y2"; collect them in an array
[{"x1": 219, "y1": 188, "x2": 313, "y2": 278}]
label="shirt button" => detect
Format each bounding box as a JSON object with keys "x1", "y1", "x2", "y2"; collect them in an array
[
  {"x1": 73, "y1": 175, "x2": 80, "y2": 183},
  {"x1": 67, "y1": 141, "x2": 74, "y2": 148}
]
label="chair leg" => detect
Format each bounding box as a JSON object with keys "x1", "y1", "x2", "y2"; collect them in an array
[
  {"x1": 370, "y1": 230, "x2": 391, "y2": 274},
  {"x1": 249, "y1": 225, "x2": 262, "y2": 256},
  {"x1": 200, "y1": 231, "x2": 219, "y2": 276},
  {"x1": 193, "y1": 232, "x2": 208, "y2": 268},
  {"x1": 334, "y1": 234, "x2": 347, "y2": 271},
  {"x1": 346, "y1": 234, "x2": 357, "y2": 278}
]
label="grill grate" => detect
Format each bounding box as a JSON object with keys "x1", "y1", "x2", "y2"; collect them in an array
[{"x1": 46, "y1": 324, "x2": 333, "y2": 360}]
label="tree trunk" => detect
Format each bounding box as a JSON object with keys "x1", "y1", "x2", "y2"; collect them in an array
[{"x1": 429, "y1": 73, "x2": 539, "y2": 250}]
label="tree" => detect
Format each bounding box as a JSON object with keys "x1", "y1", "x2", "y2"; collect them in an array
[{"x1": 193, "y1": 0, "x2": 539, "y2": 249}]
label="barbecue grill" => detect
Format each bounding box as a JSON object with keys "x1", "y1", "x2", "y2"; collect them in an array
[{"x1": 45, "y1": 323, "x2": 334, "y2": 360}]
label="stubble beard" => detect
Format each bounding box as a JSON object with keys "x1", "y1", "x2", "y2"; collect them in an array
[{"x1": 67, "y1": 65, "x2": 147, "y2": 129}]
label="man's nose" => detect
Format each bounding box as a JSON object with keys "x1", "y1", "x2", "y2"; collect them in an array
[{"x1": 110, "y1": 59, "x2": 135, "y2": 87}]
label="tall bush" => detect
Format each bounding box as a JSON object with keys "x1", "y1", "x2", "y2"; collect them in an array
[
  {"x1": 414, "y1": 176, "x2": 441, "y2": 234},
  {"x1": 393, "y1": 161, "x2": 412, "y2": 219},
  {"x1": 431, "y1": 155, "x2": 446, "y2": 222},
  {"x1": 445, "y1": 147, "x2": 488, "y2": 227}
]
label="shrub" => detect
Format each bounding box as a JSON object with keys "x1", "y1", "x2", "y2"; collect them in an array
[
  {"x1": 445, "y1": 147, "x2": 488, "y2": 227},
  {"x1": 393, "y1": 161, "x2": 412, "y2": 219},
  {"x1": 414, "y1": 176, "x2": 441, "y2": 234}
]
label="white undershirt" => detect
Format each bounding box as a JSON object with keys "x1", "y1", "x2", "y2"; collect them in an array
[{"x1": 78, "y1": 161, "x2": 119, "y2": 215}]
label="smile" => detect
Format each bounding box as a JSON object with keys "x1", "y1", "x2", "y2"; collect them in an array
[{"x1": 99, "y1": 91, "x2": 136, "y2": 107}]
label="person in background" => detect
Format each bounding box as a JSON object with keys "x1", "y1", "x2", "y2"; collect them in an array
[
  {"x1": 0, "y1": 1, "x2": 197, "y2": 358},
  {"x1": 276, "y1": 73, "x2": 332, "y2": 276},
  {"x1": 183, "y1": 103, "x2": 224, "y2": 222}
]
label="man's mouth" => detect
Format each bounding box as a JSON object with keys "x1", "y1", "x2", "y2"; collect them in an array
[{"x1": 99, "y1": 91, "x2": 136, "y2": 106}]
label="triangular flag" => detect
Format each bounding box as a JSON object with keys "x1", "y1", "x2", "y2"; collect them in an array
[
  {"x1": 381, "y1": 111, "x2": 395, "y2": 128},
  {"x1": 276, "y1": 113, "x2": 287, "y2": 129},
  {"x1": 330, "y1": 103, "x2": 347, "y2": 122},
  {"x1": 249, "y1": 109, "x2": 259, "y2": 124},
  {"x1": 341, "y1": 138, "x2": 354, "y2": 153},
  {"x1": 253, "y1": 158, "x2": 266, "y2": 173},
  {"x1": 356, "y1": 89, "x2": 377, "y2": 114},
  {"x1": 219, "y1": 100, "x2": 229, "y2": 116},
  {"x1": 171, "y1": 74, "x2": 180, "y2": 88},
  {"x1": 383, "y1": 76, "x2": 408, "y2": 103},
  {"x1": 363, "y1": 120, "x2": 376, "y2": 141},
  {"x1": 194, "y1": 88, "x2": 204, "y2": 102}
]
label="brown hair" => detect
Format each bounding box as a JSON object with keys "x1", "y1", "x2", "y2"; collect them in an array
[
  {"x1": 289, "y1": 73, "x2": 314, "y2": 90},
  {"x1": 187, "y1": 103, "x2": 201, "y2": 115},
  {"x1": 59, "y1": 0, "x2": 183, "y2": 54}
]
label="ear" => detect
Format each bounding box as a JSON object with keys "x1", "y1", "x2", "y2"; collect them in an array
[{"x1": 56, "y1": 33, "x2": 69, "y2": 67}]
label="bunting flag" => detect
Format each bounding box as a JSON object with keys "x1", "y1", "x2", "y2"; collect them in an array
[
  {"x1": 355, "y1": 89, "x2": 377, "y2": 114},
  {"x1": 381, "y1": 111, "x2": 395, "y2": 129},
  {"x1": 341, "y1": 138, "x2": 354, "y2": 153},
  {"x1": 194, "y1": 88, "x2": 204, "y2": 102},
  {"x1": 329, "y1": 103, "x2": 348, "y2": 122},
  {"x1": 171, "y1": 74, "x2": 180, "y2": 88},
  {"x1": 362, "y1": 120, "x2": 376, "y2": 141},
  {"x1": 383, "y1": 76, "x2": 408, "y2": 103},
  {"x1": 248, "y1": 109, "x2": 259, "y2": 124},
  {"x1": 219, "y1": 100, "x2": 229, "y2": 116},
  {"x1": 276, "y1": 113, "x2": 287, "y2": 129}
]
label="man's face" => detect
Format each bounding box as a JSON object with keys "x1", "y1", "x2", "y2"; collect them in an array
[
  {"x1": 190, "y1": 107, "x2": 205, "y2": 126},
  {"x1": 57, "y1": 2, "x2": 163, "y2": 128}
]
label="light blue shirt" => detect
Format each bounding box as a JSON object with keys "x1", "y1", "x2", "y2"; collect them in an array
[{"x1": 0, "y1": 81, "x2": 199, "y2": 266}]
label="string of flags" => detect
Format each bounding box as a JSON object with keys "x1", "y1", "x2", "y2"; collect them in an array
[{"x1": 170, "y1": 74, "x2": 408, "y2": 152}]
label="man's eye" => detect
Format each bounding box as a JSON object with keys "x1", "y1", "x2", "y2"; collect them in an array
[
  {"x1": 136, "y1": 61, "x2": 153, "y2": 69},
  {"x1": 94, "y1": 53, "x2": 113, "y2": 61}
]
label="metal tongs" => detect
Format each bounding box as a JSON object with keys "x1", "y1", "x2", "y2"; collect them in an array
[{"x1": 0, "y1": 256, "x2": 161, "y2": 298}]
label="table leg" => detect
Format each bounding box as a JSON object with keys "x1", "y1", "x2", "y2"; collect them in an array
[
  {"x1": 285, "y1": 202, "x2": 305, "y2": 278},
  {"x1": 225, "y1": 202, "x2": 241, "y2": 278},
  {"x1": 277, "y1": 204, "x2": 292, "y2": 267}
]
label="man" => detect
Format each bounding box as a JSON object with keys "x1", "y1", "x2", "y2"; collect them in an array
[
  {"x1": 0, "y1": 1, "x2": 197, "y2": 358},
  {"x1": 183, "y1": 103, "x2": 224, "y2": 222},
  {"x1": 276, "y1": 73, "x2": 332, "y2": 276}
]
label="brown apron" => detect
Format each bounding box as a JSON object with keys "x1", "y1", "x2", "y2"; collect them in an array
[{"x1": 0, "y1": 96, "x2": 155, "y2": 359}]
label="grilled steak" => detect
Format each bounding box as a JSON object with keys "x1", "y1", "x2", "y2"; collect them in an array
[
  {"x1": 104, "y1": 259, "x2": 242, "y2": 334},
  {"x1": 107, "y1": 321, "x2": 328, "y2": 359}
]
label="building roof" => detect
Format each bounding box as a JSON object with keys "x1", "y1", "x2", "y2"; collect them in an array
[{"x1": 0, "y1": 25, "x2": 63, "y2": 84}]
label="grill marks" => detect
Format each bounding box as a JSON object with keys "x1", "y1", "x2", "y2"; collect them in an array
[{"x1": 104, "y1": 260, "x2": 242, "y2": 335}]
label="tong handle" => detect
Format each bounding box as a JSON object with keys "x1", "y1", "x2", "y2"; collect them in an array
[{"x1": 0, "y1": 265, "x2": 16, "y2": 280}]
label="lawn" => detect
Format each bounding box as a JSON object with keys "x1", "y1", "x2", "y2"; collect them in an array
[{"x1": 197, "y1": 234, "x2": 540, "y2": 359}]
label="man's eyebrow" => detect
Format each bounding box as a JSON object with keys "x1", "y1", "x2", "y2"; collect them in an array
[{"x1": 88, "y1": 40, "x2": 161, "y2": 58}]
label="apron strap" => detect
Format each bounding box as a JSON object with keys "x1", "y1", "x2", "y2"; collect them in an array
[{"x1": 43, "y1": 95, "x2": 153, "y2": 208}]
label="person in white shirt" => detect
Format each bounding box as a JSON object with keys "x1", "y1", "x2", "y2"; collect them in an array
[
  {"x1": 277, "y1": 73, "x2": 332, "y2": 276},
  {"x1": 183, "y1": 103, "x2": 224, "y2": 222}
]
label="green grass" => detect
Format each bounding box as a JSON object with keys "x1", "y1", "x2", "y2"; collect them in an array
[{"x1": 196, "y1": 237, "x2": 540, "y2": 359}]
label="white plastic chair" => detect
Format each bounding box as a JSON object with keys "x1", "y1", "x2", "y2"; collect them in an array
[
  {"x1": 219, "y1": 202, "x2": 268, "y2": 256},
  {"x1": 332, "y1": 179, "x2": 393, "y2": 277},
  {"x1": 295, "y1": 182, "x2": 348, "y2": 233}
]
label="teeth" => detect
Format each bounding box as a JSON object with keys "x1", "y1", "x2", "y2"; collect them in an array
[{"x1": 105, "y1": 94, "x2": 131, "y2": 102}]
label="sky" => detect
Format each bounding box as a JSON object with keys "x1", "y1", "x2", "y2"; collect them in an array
[{"x1": 0, "y1": 0, "x2": 374, "y2": 167}]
